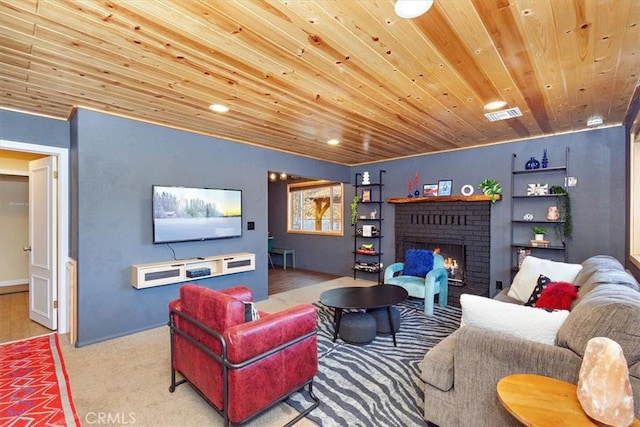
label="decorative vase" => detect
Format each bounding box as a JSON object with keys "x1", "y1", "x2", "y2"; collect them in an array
[
  {"x1": 525, "y1": 157, "x2": 540, "y2": 170},
  {"x1": 541, "y1": 149, "x2": 548, "y2": 168},
  {"x1": 547, "y1": 206, "x2": 560, "y2": 221},
  {"x1": 414, "y1": 189, "x2": 420, "y2": 197}
]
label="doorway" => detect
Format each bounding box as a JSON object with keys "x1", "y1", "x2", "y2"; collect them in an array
[{"x1": 0, "y1": 140, "x2": 71, "y2": 337}]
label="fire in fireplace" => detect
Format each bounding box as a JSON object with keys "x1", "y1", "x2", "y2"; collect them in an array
[{"x1": 434, "y1": 244, "x2": 465, "y2": 287}]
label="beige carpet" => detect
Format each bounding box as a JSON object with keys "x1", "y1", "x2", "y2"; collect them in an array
[{"x1": 59, "y1": 276, "x2": 375, "y2": 426}]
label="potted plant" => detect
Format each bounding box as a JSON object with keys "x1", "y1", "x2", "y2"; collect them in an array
[
  {"x1": 350, "y1": 194, "x2": 360, "y2": 225},
  {"x1": 478, "y1": 178, "x2": 502, "y2": 203},
  {"x1": 532, "y1": 226, "x2": 548, "y2": 241},
  {"x1": 550, "y1": 185, "x2": 572, "y2": 243}
]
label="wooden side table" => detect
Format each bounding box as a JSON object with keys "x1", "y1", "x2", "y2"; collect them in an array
[{"x1": 497, "y1": 374, "x2": 640, "y2": 426}]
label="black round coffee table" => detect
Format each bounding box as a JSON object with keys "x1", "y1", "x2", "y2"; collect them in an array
[{"x1": 319, "y1": 285, "x2": 408, "y2": 346}]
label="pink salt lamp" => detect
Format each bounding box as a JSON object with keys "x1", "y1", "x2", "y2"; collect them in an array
[{"x1": 577, "y1": 337, "x2": 634, "y2": 426}]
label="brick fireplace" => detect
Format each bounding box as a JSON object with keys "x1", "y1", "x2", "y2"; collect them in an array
[{"x1": 392, "y1": 198, "x2": 492, "y2": 306}]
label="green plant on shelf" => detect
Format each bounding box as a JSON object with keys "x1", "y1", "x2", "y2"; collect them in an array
[
  {"x1": 478, "y1": 178, "x2": 502, "y2": 203},
  {"x1": 350, "y1": 194, "x2": 360, "y2": 226},
  {"x1": 532, "y1": 226, "x2": 548, "y2": 235},
  {"x1": 550, "y1": 185, "x2": 572, "y2": 242}
]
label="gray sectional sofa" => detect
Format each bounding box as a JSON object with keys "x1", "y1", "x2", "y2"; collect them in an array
[{"x1": 420, "y1": 255, "x2": 640, "y2": 426}]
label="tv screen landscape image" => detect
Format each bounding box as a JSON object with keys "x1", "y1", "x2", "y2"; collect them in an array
[{"x1": 152, "y1": 185, "x2": 242, "y2": 243}]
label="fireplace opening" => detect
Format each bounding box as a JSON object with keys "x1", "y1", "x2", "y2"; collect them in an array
[
  {"x1": 436, "y1": 244, "x2": 465, "y2": 287},
  {"x1": 404, "y1": 241, "x2": 466, "y2": 287}
]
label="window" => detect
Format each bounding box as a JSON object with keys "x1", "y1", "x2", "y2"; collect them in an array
[
  {"x1": 288, "y1": 180, "x2": 343, "y2": 235},
  {"x1": 631, "y1": 110, "x2": 640, "y2": 269}
]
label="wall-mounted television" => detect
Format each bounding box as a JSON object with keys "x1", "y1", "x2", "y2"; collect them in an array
[{"x1": 152, "y1": 185, "x2": 242, "y2": 244}]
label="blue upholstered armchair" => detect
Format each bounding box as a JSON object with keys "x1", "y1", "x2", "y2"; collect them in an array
[{"x1": 384, "y1": 249, "x2": 449, "y2": 316}]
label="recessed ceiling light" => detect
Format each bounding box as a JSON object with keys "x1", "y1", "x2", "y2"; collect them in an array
[
  {"x1": 208, "y1": 104, "x2": 229, "y2": 113},
  {"x1": 484, "y1": 100, "x2": 507, "y2": 110},
  {"x1": 327, "y1": 139, "x2": 340, "y2": 145},
  {"x1": 394, "y1": 0, "x2": 434, "y2": 19},
  {"x1": 587, "y1": 116, "x2": 604, "y2": 127}
]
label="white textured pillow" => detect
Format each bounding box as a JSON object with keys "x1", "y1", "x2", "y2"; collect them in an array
[
  {"x1": 507, "y1": 256, "x2": 582, "y2": 303},
  {"x1": 460, "y1": 294, "x2": 570, "y2": 346}
]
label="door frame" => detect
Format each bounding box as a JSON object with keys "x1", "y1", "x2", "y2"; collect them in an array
[{"x1": 0, "y1": 139, "x2": 70, "y2": 334}]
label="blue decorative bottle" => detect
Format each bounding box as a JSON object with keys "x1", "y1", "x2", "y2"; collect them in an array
[
  {"x1": 541, "y1": 149, "x2": 548, "y2": 168},
  {"x1": 525, "y1": 157, "x2": 540, "y2": 170}
]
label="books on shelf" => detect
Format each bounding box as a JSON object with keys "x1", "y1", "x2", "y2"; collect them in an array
[{"x1": 530, "y1": 239, "x2": 550, "y2": 247}]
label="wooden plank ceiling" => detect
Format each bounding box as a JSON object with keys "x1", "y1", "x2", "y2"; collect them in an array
[{"x1": 1, "y1": 0, "x2": 639, "y2": 165}]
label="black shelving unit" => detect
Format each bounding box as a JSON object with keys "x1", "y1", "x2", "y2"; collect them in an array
[
  {"x1": 510, "y1": 147, "x2": 570, "y2": 274},
  {"x1": 353, "y1": 170, "x2": 385, "y2": 284}
]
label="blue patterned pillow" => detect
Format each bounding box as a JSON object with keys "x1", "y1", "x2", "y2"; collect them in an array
[{"x1": 403, "y1": 249, "x2": 434, "y2": 277}]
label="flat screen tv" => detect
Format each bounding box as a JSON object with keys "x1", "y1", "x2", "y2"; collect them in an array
[{"x1": 152, "y1": 185, "x2": 242, "y2": 244}]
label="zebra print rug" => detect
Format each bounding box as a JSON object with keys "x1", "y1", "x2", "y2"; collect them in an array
[{"x1": 287, "y1": 300, "x2": 461, "y2": 426}]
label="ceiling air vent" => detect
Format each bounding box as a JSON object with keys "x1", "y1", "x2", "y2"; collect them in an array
[{"x1": 484, "y1": 107, "x2": 522, "y2": 122}]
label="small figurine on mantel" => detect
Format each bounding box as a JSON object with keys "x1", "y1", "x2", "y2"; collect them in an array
[{"x1": 370, "y1": 209, "x2": 377, "y2": 219}]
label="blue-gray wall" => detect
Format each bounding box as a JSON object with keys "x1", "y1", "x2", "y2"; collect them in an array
[
  {"x1": 0, "y1": 110, "x2": 70, "y2": 148},
  {"x1": 268, "y1": 126, "x2": 628, "y2": 297},
  {"x1": 2, "y1": 108, "x2": 631, "y2": 345},
  {"x1": 70, "y1": 109, "x2": 348, "y2": 345},
  {"x1": 350, "y1": 127, "x2": 627, "y2": 296}
]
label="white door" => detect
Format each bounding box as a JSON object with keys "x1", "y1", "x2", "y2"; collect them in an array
[{"x1": 28, "y1": 156, "x2": 57, "y2": 329}]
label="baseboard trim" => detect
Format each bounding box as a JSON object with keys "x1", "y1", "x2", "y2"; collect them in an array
[{"x1": 0, "y1": 279, "x2": 28, "y2": 287}]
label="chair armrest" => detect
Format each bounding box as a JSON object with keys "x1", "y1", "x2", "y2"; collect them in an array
[
  {"x1": 425, "y1": 267, "x2": 449, "y2": 300},
  {"x1": 425, "y1": 267, "x2": 448, "y2": 283},
  {"x1": 384, "y1": 262, "x2": 404, "y2": 281},
  {"x1": 219, "y1": 285, "x2": 253, "y2": 302},
  {"x1": 169, "y1": 299, "x2": 181, "y2": 312},
  {"x1": 225, "y1": 304, "x2": 317, "y2": 364}
]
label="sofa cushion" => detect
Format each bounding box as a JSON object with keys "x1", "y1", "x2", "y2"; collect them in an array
[
  {"x1": 524, "y1": 274, "x2": 553, "y2": 306},
  {"x1": 573, "y1": 255, "x2": 624, "y2": 288},
  {"x1": 460, "y1": 294, "x2": 570, "y2": 346},
  {"x1": 557, "y1": 285, "x2": 640, "y2": 366},
  {"x1": 577, "y1": 269, "x2": 640, "y2": 300},
  {"x1": 534, "y1": 282, "x2": 578, "y2": 310},
  {"x1": 403, "y1": 249, "x2": 434, "y2": 277},
  {"x1": 508, "y1": 256, "x2": 582, "y2": 303},
  {"x1": 420, "y1": 329, "x2": 459, "y2": 391},
  {"x1": 492, "y1": 288, "x2": 523, "y2": 304},
  {"x1": 385, "y1": 276, "x2": 427, "y2": 298}
]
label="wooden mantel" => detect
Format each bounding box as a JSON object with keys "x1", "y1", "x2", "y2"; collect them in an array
[{"x1": 387, "y1": 195, "x2": 501, "y2": 204}]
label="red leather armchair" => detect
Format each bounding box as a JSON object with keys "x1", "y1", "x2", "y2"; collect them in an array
[{"x1": 168, "y1": 284, "x2": 319, "y2": 426}]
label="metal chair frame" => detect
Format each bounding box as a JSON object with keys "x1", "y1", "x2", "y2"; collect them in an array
[{"x1": 168, "y1": 308, "x2": 319, "y2": 426}]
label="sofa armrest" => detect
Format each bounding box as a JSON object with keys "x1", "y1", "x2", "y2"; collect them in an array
[
  {"x1": 225, "y1": 304, "x2": 317, "y2": 364},
  {"x1": 384, "y1": 262, "x2": 404, "y2": 282},
  {"x1": 452, "y1": 326, "x2": 583, "y2": 426}
]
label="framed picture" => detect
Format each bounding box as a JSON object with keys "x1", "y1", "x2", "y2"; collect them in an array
[
  {"x1": 438, "y1": 179, "x2": 453, "y2": 196},
  {"x1": 423, "y1": 183, "x2": 438, "y2": 197},
  {"x1": 362, "y1": 189, "x2": 371, "y2": 202}
]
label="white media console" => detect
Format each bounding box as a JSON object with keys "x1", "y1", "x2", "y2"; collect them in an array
[{"x1": 131, "y1": 252, "x2": 255, "y2": 289}]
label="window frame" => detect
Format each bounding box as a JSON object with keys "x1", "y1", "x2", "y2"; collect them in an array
[
  {"x1": 287, "y1": 180, "x2": 344, "y2": 236},
  {"x1": 630, "y1": 110, "x2": 640, "y2": 269}
]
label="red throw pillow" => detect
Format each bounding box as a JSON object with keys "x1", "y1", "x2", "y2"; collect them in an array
[{"x1": 534, "y1": 282, "x2": 578, "y2": 310}]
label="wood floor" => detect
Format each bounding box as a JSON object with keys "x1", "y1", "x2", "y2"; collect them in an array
[
  {"x1": 268, "y1": 267, "x2": 341, "y2": 295},
  {"x1": 0, "y1": 289, "x2": 51, "y2": 343},
  {"x1": 0, "y1": 268, "x2": 342, "y2": 344}
]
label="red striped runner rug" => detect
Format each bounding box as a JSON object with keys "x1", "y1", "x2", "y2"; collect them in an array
[{"x1": 0, "y1": 334, "x2": 79, "y2": 426}]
